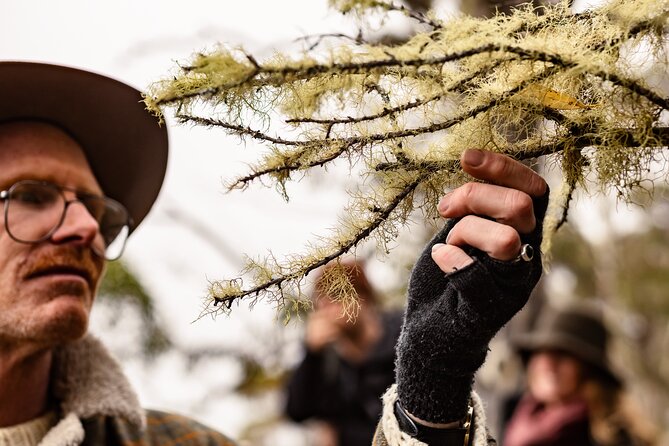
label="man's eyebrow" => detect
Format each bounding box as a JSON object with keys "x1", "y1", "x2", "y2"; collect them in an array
[
  {"x1": 0, "y1": 176, "x2": 27, "y2": 191},
  {"x1": 65, "y1": 185, "x2": 106, "y2": 198},
  {"x1": 0, "y1": 176, "x2": 103, "y2": 197}
]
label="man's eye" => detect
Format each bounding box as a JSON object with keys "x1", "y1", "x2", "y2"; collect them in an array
[{"x1": 12, "y1": 188, "x2": 58, "y2": 206}]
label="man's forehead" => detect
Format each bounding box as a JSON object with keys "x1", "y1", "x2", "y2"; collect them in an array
[
  {"x1": 0, "y1": 121, "x2": 101, "y2": 193},
  {"x1": 0, "y1": 119, "x2": 77, "y2": 143}
]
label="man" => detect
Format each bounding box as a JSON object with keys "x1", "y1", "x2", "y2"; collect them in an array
[
  {"x1": 0, "y1": 60, "x2": 548, "y2": 446},
  {"x1": 0, "y1": 61, "x2": 234, "y2": 445}
]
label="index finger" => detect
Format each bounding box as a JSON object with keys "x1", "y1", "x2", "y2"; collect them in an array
[{"x1": 461, "y1": 149, "x2": 547, "y2": 198}]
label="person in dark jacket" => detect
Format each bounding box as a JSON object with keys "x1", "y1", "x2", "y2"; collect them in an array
[
  {"x1": 286, "y1": 260, "x2": 403, "y2": 446},
  {"x1": 0, "y1": 61, "x2": 233, "y2": 445}
]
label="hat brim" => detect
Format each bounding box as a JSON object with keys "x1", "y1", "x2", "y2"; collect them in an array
[
  {"x1": 0, "y1": 61, "x2": 168, "y2": 234},
  {"x1": 513, "y1": 332, "x2": 620, "y2": 385}
]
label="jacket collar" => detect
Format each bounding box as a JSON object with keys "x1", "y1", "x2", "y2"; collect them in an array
[{"x1": 50, "y1": 334, "x2": 145, "y2": 429}]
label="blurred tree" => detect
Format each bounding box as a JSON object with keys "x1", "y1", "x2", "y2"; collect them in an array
[{"x1": 98, "y1": 261, "x2": 172, "y2": 356}]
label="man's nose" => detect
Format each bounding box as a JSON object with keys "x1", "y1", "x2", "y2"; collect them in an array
[{"x1": 50, "y1": 200, "x2": 100, "y2": 248}]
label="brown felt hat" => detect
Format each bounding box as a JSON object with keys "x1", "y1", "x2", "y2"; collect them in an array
[
  {"x1": 512, "y1": 303, "x2": 620, "y2": 385},
  {"x1": 0, "y1": 61, "x2": 168, "y2": 234}
]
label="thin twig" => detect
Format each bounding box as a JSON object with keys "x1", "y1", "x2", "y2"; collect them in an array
[
  {"x1": 229, "y1": 142, "x2": 353, "y2": 191},
  {"x1": 156, "y1": 43, "x2": 660, "y2": 112},
  {"x1": 199, "y1": 66, "x2": 563, "y2": 189},
  {"x1": 210, "y1": 171, "x2": 433, "y2": 308},
  {"x1": 176, "y1": 114, "x2": 300, "y2": 146},
  {"x1": 295, "y1": 32, "x2": 366, "y2": 51},
  {"x1": 382, "y1": 2, "x2": 443, "y2": 30},
  {"x1": 224, "y1": 70, "x2": 552, "y2": 188},
  {"x1": 556, "y1": 180, "x2": 577, "y2": 231}
]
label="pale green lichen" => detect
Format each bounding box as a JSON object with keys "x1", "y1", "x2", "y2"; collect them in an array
[
  {"x1": 149, "y1": 0, "x2": 669, "y2": 317},
  {"x1": 329, "y1": 0, "x2": 391, "y2": 14}
]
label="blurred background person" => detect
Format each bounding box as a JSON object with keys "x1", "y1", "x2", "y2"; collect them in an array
[
  {"x1": 503, "y1": 302, "x2": 658, "y2": 446},
  {"x1": 284, "y1": 260, "x2": 402, "y2": 446}
]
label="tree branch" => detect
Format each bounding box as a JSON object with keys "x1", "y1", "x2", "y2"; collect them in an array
[
  {"x1": 149, "y1": 0, "x2": 669, "y2": 314},
  {"x1": 284, "y1": 58, "x2": 511, "y2": 125},
  {"x1": 176, "y1": 113, "x2": 300, "y2": 146},
  {"x1": 373, "y1": 127, "x2": 669, "y2": 173},
  {"x1": 207, "y1": 170, "x2": 433, "y2": 311}
]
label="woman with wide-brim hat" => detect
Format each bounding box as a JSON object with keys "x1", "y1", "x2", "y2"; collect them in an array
[{"x1": 503, "y1": 302, "x2": 657, "y2": 446}]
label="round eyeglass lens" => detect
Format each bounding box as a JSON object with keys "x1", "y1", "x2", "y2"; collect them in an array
[
  {"x1": 4, "y1": 181, "x2": 131, "y2": 261},
  {"x1": 5, "y1": 181, "x2": 64, "y2": 243}
]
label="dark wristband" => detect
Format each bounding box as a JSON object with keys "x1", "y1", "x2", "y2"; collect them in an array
[{"x1": 394, "y1": 400, "x2": 473, "y2": 445}]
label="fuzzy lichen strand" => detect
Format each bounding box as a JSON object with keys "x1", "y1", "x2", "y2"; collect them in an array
[{"x1": 317, "y1": 261, "x2": 362, "y2": 321}]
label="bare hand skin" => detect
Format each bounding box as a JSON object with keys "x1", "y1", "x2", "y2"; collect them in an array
[
  {"x1": 305, "y1": 307, "x2": 343, "y2": 353},
  {"x1": 305, "y1": 298, "x2": 383, "y2": 364},
  {"x1": 431, "y1": 149, "x2": 548, "y2": 272}
]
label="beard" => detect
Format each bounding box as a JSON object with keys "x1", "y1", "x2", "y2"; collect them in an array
[
  {"x1": 0, "y1": 245, "x2": 104, "y2": 348},
  {"x1": 0, "y1": 301, "x2": 90, "y2": 348}
]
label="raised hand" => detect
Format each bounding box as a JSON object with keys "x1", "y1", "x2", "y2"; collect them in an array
[{"x1": 395, "y1": 149, "x2": 549, "y2": 425}]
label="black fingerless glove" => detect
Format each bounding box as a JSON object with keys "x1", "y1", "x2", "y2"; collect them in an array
[{"x1": 395, "y1": 190, "x2": 549, "y2": 423}]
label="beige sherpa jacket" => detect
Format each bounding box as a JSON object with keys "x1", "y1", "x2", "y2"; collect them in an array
[{"x1": 40, "y1": 335, "x2": 234, "y2": 446}]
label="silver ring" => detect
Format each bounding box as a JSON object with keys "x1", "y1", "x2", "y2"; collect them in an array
[{"x1": 514, "y1": 244, "x2": 534, "y2": 263}]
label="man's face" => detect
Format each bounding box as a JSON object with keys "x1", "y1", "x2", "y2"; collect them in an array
[{"x1": 0, "y1": 121, "x2": 106, "y2": 348}]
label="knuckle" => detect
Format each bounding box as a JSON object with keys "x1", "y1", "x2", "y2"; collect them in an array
[
  {"x1": 458, "y1": 214, "x2": 479, "y2": 230},
  {"x1": 506, "y1": 190, "x2": 534, "y2": 218},
  {"x1": 495, "y1": 226, "x2": 521, "y2": 254},
  {"x1": 489, "y1": 154, "x2": 515, "y2": 178},
  {"x1": 456, "y1": 182, "x2": 477, "y2": 206},
  {"x1": 528, "y1": 174, "x2": 548, "y2": 197}
]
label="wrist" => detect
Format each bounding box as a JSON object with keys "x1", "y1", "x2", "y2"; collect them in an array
[
  {"x1": 394, "y1": 400, "x2": 473, "y2": 445},
  {"x1": 395, "y1": 355, "x2": 480, "y2": 423}
]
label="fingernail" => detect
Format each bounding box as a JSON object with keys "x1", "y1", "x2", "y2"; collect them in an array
[
  {"x1": 431, "y1": 243, "x2": 446, "y2": 253},
  {"x1": 438, "y1": 193, "x2": 451, "y2": 213},
  {"x1": 463, "y1": 149, "x2": 484, "y2": 167}
]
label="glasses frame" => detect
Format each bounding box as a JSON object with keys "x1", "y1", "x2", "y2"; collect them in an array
[{"x1": 0, "y1": 180, "x2": 133, "y2": 260}]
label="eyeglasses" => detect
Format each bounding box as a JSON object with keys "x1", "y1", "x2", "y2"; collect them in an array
[{"x1": 0, "y1": 180, "x2": 132, "y2": 260}]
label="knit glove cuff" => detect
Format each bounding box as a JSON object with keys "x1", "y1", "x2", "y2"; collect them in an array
[{"x1": 395, "y1": 190, "x2": 549, "y2": 423}]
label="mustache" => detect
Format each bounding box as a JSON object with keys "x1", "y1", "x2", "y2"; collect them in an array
[{"x1": 23, "y1": 246, "x2": 103, "y2": 286}]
